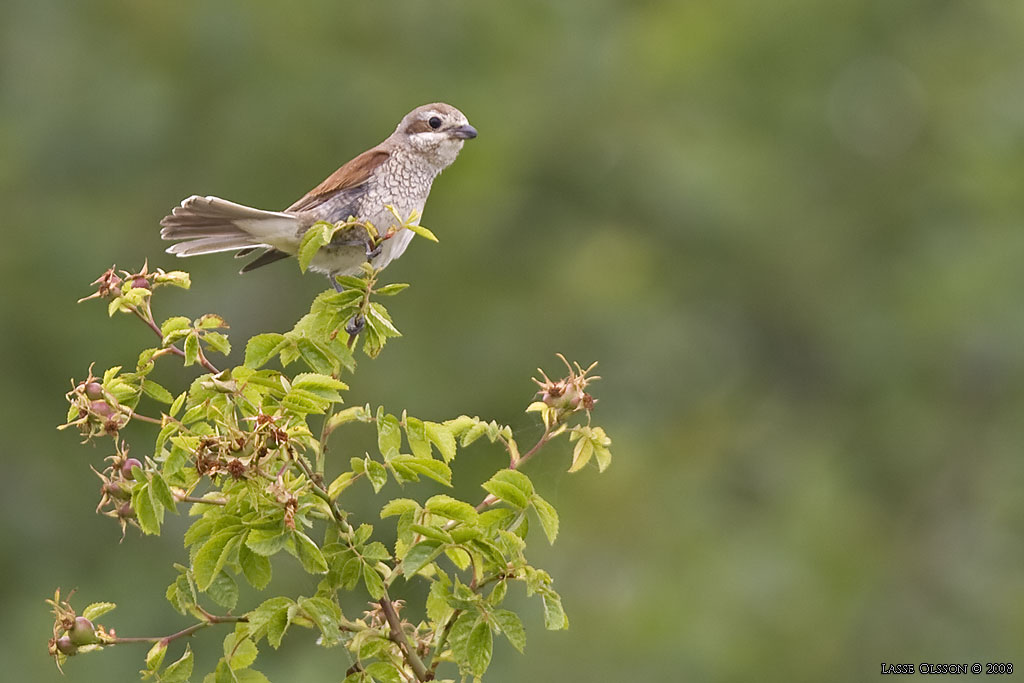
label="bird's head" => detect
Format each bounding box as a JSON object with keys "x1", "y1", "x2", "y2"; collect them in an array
[{"x1": 395, "y1": 103, "x2": 477, "y2": 168}]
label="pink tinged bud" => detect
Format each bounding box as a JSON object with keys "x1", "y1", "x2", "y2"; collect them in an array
[
  {"x1": 68, "y1": 616, "x2": 99, "y2": 646},
  {"x1": 121, "y1": 458, "x2": 143, "y2": 479},
  {"x1": 55, "y1": 635, "x2": 78, "y2": 656},
  {"x1": 89, "y1": 401, "x2": 114, "y2": 419}
]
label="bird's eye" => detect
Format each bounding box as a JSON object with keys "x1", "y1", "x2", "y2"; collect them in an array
[{"x1": 428, "y1": 116, "x2": 442, "y2": 130}]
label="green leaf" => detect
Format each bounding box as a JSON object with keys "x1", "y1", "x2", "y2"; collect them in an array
[
  {"x1": 324, "y1": 405, "x2": 371, "y2": 433},
  {"x1": 392, "y1": 455, "x2": 452, "y2": 487},
  {"x1": 531, "y1": 494, "x2": 559, "y2": 544},
  {"x1": 298, "y1": 222, "x2": 333, "y2": 272},
  {"x1": 376, "y1": 412, "x2": 402, "y2": 458},
  {"x1": 223, "y1": 631, "x2": 258, "y2": 670},
  {"x1": 334, "y1": 274, "x2": 366, "y2": 290},
  {"x1": 424, "y1": 421, "x2": 457, "y2": 462},
  {"x1": 150, "y1": 472, "x2": 178, "y2": 511},
  {"x1": 246, "y1": 527, "x2": 289, "y2": 557},
  {"x1": 405, "y1": 222, "x2": 439, "y2": 242},
  {"x1": 362, "y1": 563, "x2": 385, "y2": 599},
  {"x1": 132, "y1": 481, "x2": 161, "y2": 535},
  {"x1": 239, "y1": 544, "x2": 272, "y2": 589},
  {"x1": 467, "y1": 619, "x2": 494, "y2": 676},
  {"x1": 196, "y1": 313, "x2": 227, "y2": 330},
  {"x1": 233, "y1": 669, "x2": 271, "y2": 683},
  {"x1": 425, "y1": 495, "x2": 479, "y2": 525},
  {"x1": 365, "y1": 662, "x2": 402, "y2": 683},
  {"x1": 245, "y1": 333, "x2": 286, "y2": 369},
  {"x1": 367, "y1": 302, "x2": 401, "y2": 337},
  {"x1": 183, "y1": 333, "x2": 200, "y2": 367},
  {"x1": 542, "y1": 591, "x2": 568, "y2": 630},
  {"x1": 160, "y1": 316, "x2": 192, "y2": 341},
  {"x1": 146, "y1": 639, "x2": 168, "y2": 670},
  {"x1": 203, "y1": 331, "x2": 232, "y2": 356},
  {"x1": 296, "y1": 337, "x2": 336, "y2": 375},
  {"x1": 327, "y1": 471, "x2": 356, "y2": 500},
  {"x1": 154, "y1": 270, "x2": 192, "y2": 289},
  {"x1": 298, "y1": 596, "x2": 343, "y2": 646},
  {"x1": 373, "y1": 283, "x2": 409, "y2": 296},
  {"x1": 142, "y1": 379, "x2": 174, "y2": 404},
  {"x1": 169, "y1": 391, "x2": 187, "y2": 418},
  {"x1": 246, "y1": 597, "x2": 293, "y2": 648},
  {"x1": 410, "y1": 523, "x2": 454, "y2": 544},
  {"x1": 492, "y1": 609, "x2": 526, "y2": 653},
  {"x1": 427, "y1": 578, "x2": 454, "y2": 624},
  {"x1": 82, "y1": 602, "x2": 116, "y2": 621},
  {"x1": 402, "y1": 540, "x2": 444, "y2": 576},
  {"x1": 194, "y1": 530, "x2": 237, "y2": 590},
  {"x1": 380, "y1": 498, "x2": 420, "y2": 518},
  {"x1": 404, "y1": 416, "x2": 431, "y2": 459},
  {"x1": 207, "y1": 570, "x2": 239, "y2": 610},
  {"x1": 481, "y1": 470, "x2": 534, "y2": 509},
  {"x1": 292, "y1": 372, "x2": 349, "y2": 398},
  {"x1": 292, "y1": 530, "x2": 328, "y2": 574},
  {"x1": 361, "y1": 541, "x2": 391, "y2": 562},
  {"x1": 161, "y1": 646, "x2": 194, "y2": 683},
  {"x1": 366, "y1": 458, "x2": 387, "y2": 493}
]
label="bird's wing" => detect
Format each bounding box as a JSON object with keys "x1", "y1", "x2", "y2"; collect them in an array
[{"x1": 287, "y1": 148, "x2": 390, "y2": 213}]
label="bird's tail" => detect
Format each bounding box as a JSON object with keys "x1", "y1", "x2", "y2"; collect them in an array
[{"x1": 160, "y1": 195, "x2": 300, "y2": 257}]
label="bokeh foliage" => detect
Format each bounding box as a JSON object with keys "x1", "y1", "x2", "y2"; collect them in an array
[{"x1": 3, "y1": 1, "x2": 1024, "y2": 681}]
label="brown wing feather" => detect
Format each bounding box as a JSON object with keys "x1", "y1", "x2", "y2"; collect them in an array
[{"x1": 287, "y1": 148, "x2": 390, "y2": 212}]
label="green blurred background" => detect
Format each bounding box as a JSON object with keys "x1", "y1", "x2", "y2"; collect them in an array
[{"x1": 4, "y1": 0, "x2": 1024, "y2": 680}]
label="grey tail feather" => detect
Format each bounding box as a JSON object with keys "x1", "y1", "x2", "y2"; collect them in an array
[
  {"x1": 160, "y1": 195, "x2": 294, "y2": 258},
  {"x1": 240, "y1": 248, "x2": 291, "y2": 273},
  {"x1": 166, "y1": 236, "x2": 263, "y2": 257}
]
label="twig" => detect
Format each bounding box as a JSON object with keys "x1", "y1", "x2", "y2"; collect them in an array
[
  {"x1": 293, "y1": 455, "x2": 355, "y2": 538},
  {"x1": 174, "y1": 494, "x2": 227, "y2": 506},
  {"x1": 381, "y1": 595, "x2": 429, "y2": 682},
  {"x1": 131, "y1": 302, "x2": 220, "y2": 375},
  {"x1": 108, "y1": 614, "x2": 246, "y2": 645}
]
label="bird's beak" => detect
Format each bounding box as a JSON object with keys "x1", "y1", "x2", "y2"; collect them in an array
[{"x1": 448, "y1": 124, "x2": 478, "y2": 140}]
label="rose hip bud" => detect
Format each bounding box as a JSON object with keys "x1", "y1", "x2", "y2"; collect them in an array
[
  {"x1": 68, "y1": 616, "x2": 100, "y2": 646},
  {"x1": 89, "y1": 401, "x2": 114, "y2": 419},
  {"x1": 54, "y1": 635, "x2": 78, "y2": 656},
  {"x1": 133, "y1": 276, "x2": 151, "y2": 290},
  {"x1": 84, "y1": 382, "x2": 104, "y2": 400},
  {"x1": 103, "y1": 480, "x2": 129, "y2": 499},
  {"x1": 121, "y1": 458, "x2": 143, "y2": 479},
  {"x1": 117, "y1": 502, "x2": 135, "y2": 518}
]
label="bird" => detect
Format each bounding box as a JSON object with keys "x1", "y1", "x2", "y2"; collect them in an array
[{"x1": 159, "y1": 103, "x2": 477, "y2": 286}]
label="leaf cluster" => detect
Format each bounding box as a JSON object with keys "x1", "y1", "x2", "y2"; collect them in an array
[{"x1": 53, "y1": 257, "x2": 612, "y2": 682}]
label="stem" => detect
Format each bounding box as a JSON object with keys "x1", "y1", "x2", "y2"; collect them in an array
[
  {"x1": 514, "y1": 425, "x2": 553, "y2": 469},
  {"x1": 175, "y1": 494, "x2": 227, "y2": 506},
  {"x1": 294, "y1": 455, "x2": 354, "y2": 538},
  {"x1": 381, "y1": 595, "x2": 429, "y2": 682},
  {"x1": 124, "y1": 409, "x2": 163, "y2": 425},
  {"x1": 317, "y1": 403, "x2": 336, "y2": 475},
  {"x1": 109, "y1": 614, "x2": 246, "y2": 645},
  {"x1": 131, "y1": 303, "x2": 220, "y2": 375}
]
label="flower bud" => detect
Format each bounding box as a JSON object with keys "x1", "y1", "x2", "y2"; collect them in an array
[
  {"x1": 54, "y1": 635, "x2": 78, "y2": 656},
  {"x1": 89, "y1": 401, "x2": 114, "y2": 419},
  {"x1": 68, "y1": 616, "x2": 99, "y2": 646},
  {"x1": 120, "y1": 458, "x2": 143, "y2": 480}
]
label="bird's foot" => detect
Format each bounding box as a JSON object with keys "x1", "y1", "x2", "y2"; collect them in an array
[
  {"x1": 364, "y1": 241, "x2": 383, "y2": 261},
  {"x1": 345, "y1": 314, "x2": 365, "y2": 337}
]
